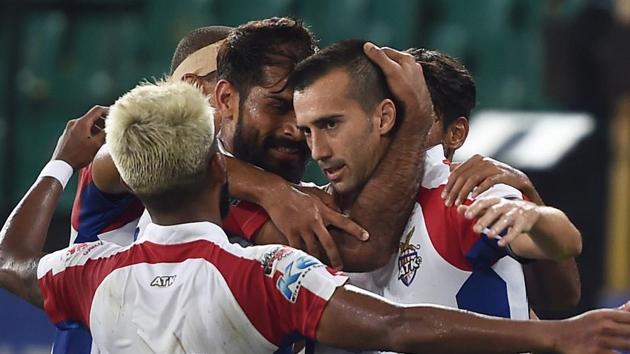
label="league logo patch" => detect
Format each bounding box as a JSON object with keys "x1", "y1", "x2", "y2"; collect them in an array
[
  {"x1": 261, "y1": 246, "x2": 293, "y2": 276},
  {"x1": 277, "y1": 256, "x2": 321, "y2": 303},
  {"x1": 398, "y1": 227, "x2": 422, "y2": 287},
  {"x1": 65, "y1": 241, "x2": 103, "y2": 257}
]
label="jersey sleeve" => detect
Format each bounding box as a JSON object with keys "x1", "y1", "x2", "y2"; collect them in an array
[
  {"x1": 224, "y1": 244, "x2": 348, "y2": 346},
  {"x1": 261, "y1": 246, "x2": 348, "y2": 339},
  {"x1": 36, "y1": 241, "x2": 118, "y2": 329},
  {"x1": 70, "y1": 163, "x2": 144, "y2": 245},
  {"x1": 453, "y1": 183, "x2": 526, "y2": 267},
  {"x1": 222, "y1": 200, "x2": 269, "y2": 241}
]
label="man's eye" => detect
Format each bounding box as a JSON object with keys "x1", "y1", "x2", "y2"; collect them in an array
[
  {"x1": 301, "y1": 128, "x2": 311, "y2": 136},
  {"x1": 325, "y1": 121, "x2": 337, "y2": 129}
]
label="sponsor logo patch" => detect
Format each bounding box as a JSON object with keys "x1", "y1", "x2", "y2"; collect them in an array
[
  {"x1": 150, "y1": 275, "x2": 176, "y2": 288},
  {"x1": 277, "y1": 256, "x2": 321, "y2": 303}
]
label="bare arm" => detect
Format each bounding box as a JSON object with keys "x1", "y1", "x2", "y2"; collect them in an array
[
  {"x1": 328, "y1": 44, "x2": 434, "y2": 271},
  {"x1": 458, "y1": 198, "x2": 582, "y2": 261},
  {"x1": 228, "y1": 45, "x2": 435, "y2": 271},
  {"x1": 0, "y1": 107, "x2": 106, "y2": 308},
  {"x1": 525, "y1": 259, "x2": 581, "y2": 312},
  {"x1": 91, "y1": 144, "x2": 128, "y2": 195},
  {"x1": 225, "y1": 156, "x2": 367, "y2": 269},
  {"x1": 443, "y1": 155, "x2": 581, "y2": 310},
  {"x1": 317, "y1": 285, "x2": 630, "y2": 353}
]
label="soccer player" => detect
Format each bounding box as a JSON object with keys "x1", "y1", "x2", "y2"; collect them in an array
[
  {"x1": 291, "y1": 40, "x2": 581, "y2": 326},
  {"x1": 60, "y1": 25, "x2": 234, "y2": 354},
  {"x1": 2, "y1": 55, "x2": 630, "y2": 353},
  {"x1": 411, "y1": 47, "x2": 580, "y2": 313},
  {"x1": 79, "y1": 20, "x2": 367, "y2": 266}
]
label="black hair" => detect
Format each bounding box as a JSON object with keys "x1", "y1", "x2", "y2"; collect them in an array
[
  {"x1": 217, "y1": 17, "x2": 317, "y2": 97},
  {"x1": 405, "y1": 48, "x2": 476, "y2": 127},
  {"x1": 289, "y1": 39, "x2": 394, "y2": 114}
]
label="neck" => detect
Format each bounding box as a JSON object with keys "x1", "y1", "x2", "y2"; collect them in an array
[
  {"x1": 146, "y1": 192, "x2": 223, "y2": 228},
  {"x1": 335, "y1": 137, "x2": 390, "y2": 212},
  {"x1": 334, "y1": 189, "x2": 360, "y2": 213}
]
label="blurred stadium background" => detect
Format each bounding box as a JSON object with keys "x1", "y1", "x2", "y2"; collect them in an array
[{"x1": 1, "y1": 0, "x2": 630, "y2": 352}]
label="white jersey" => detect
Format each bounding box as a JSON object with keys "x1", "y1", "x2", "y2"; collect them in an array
[
  {"x1": 315, "y1": 145, "x2": 529, "y2": 354},
  {"x1": 380, "y1": 145, "x2": 528, "y2": 320},
  {"x1": 38, "y1": 221, "x2": 348, "y2": 354}
]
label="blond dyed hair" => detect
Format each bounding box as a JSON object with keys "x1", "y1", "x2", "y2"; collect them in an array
[{"x1": 106, "y1": 80, "x2": 215, "y2": 196}]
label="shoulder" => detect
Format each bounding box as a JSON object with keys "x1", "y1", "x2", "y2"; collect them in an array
[
  {"x1": 475, "y1": 183, "x2": 523, "y2": 200},
  {"x1": 37, "y1": 240, "x2": 125, "y2": 279}
]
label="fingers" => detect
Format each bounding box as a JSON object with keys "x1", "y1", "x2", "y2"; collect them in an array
[
  {"x1": 312, "y1": 221, "x2": 343, "y2": 270},
  {"x1": 324, "y1": 210, "x2": 369, "y2": 241},
  {"x1": 609, "y1": 310, "x2": 630, "y2": 324},
  {"x1": 452, "y1": 174, "x2": 485, "y2": 207},
  {"x1": 460, "y1": 197, "x2": 500, "y2": 220},
  {"x1": 468, "y1": 198, "x2": 504, "y2": 234},
  {"x1": 443, "y1": 155, "x2": 481, "y2": 204},
  {"x1": 379, "y1": 46, "x2": 415, "y2": 63},
  {"x1": 618, "y1": 301, "x2": 630, "y2": 312},
  {"x1": 301, "y1": 233, "x2": 324, "y2": 264},
  {"x1": 471, "y1": 176, "x2": 500, "y2": 199},
  {"x1": 363, "y1": 43, "x2": 406, "y2": 79},
  {"x1": 601, "y1": 337, "x2": 630, "y2": 351}
]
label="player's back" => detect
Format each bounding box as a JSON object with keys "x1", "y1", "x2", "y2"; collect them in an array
[{"x1": 38, "y1": 221, "x2": 347, "y2": 354}]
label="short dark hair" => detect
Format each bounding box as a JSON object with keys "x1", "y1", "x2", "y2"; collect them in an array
[
  {"x1": 289, "y1": 39, "x2": 393, "y2": 114},
  {"x1": 217, "y1": 17, "x2": 317, "y2": 97},
  {"x1": 169, "y1": 25, "x2": 233, "y2": 75},
  {"x1": 405, "y1": 48, "x2": 476, "y2": 127}
]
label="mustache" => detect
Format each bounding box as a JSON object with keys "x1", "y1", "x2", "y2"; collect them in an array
[{"x1": 263, "y1": 136, "x2": 310, "y2": 157}]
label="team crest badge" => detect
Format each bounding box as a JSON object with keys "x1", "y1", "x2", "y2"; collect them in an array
[{"x1": 398, "y1": 226, "x2": 422, "y2": 287}]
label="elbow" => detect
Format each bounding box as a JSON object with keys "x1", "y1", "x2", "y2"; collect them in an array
[
  {"x1": 546, "y1": 225, "x2": 582, "y2": 262},
  {"x1": 556, "y1": 228, "x2": 582, "y2": 261}
]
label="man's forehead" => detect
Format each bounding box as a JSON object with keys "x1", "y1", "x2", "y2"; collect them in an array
[{"x1": 258, "y1": 65, "x2": 292, "y2": 91}]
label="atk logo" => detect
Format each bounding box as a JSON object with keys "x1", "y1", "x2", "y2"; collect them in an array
[
  {"x1": 398, "y1": 226, "x2": 422, "y2": 287},
  {"x1": 277, "y1": 256, "x2": 321, "y2": 303},
  {"x1": 150, "y1": 275, "x2": 176, "y2": 288}
]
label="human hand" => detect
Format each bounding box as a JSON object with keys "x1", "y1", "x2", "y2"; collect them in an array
[
  {"x1": 262, "y1": 184, "x2": 368, "y2": 270},
  {"x1": 458, "y1": 197, "x2": 540, "y2": 247},
  {"x1": 554, "y1": 307, "x2": 630, "y2": 353},
  {"x1": 443, "y1": 154, "x2": 541, "y2": 207},
  {"x1": 51, "y1": 105, "x2": 107, "y2": 169},
  {"x1": 363, "y1": 42, "x2": 434, "y2": 125}
]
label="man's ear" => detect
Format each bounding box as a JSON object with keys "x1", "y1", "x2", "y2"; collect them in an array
[
  {"x1": 214, "y1": 79, "x2": 239, "y2": 125},
  {"x1": 181, "y1": 73, "x2": 216, "y2": 107},
  {"x1": 374, "y1": 98, "x2": 397, "y2": 136},
  {"x1": 443, "y1": 116, "x2": 469, "y2": 158}
]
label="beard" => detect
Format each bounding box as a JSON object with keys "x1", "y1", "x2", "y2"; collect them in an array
[
  {"x1": 220, "y1": 182, "x2": 231, "y2": 221},
  {"x1": 232, "y1": 118, "x2": 309, "y2": 183}
]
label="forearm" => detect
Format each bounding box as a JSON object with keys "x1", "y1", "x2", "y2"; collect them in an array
[
  {"x1": 0, "y1": 177, "x2": 62, "y2": 307},
  {"x1": 390, "y1": 305, "x2": 556, "y2": 353},
  {"x1": 0, "y1": 177, "x2": 63, "y2": 257},
  {"x1": 520, "y1": 181, "x2": 544, "y2": 206},
  {"x1": 337, "y1": 109, "x2": 432, "y2": 271},
  {"x1": 528, "y1": 206, "x2": 582, "y2": 260},
  {"x1": 226, "y1": 155, "x2": 288, "y2": 205},
  {"x1": 319, "y1": 285, "x2": 557, "y2": 353},
  {"x1": 525, "y1": 259, "x2": 581, "y2": 312}
]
